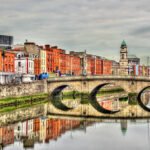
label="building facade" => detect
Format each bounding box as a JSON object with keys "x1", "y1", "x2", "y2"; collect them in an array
[
  {"x1": 40, "y1": 48, "x2": 47, "y2": 73},
  {"x1": 14, "y1": 51, "x2": 34, "y2": 75}
]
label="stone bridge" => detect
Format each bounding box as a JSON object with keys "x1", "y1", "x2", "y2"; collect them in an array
[{"x1": 47, "y1": 76, "x2": 150, "y2": 95}]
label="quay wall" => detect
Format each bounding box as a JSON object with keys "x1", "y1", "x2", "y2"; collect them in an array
[{"x1": 0, "y1": 80, "x2": 47, "y2": 98}]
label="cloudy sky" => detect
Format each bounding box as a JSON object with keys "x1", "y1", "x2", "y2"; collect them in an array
[{"x1": 0, "y1": 0, "x2": 150, "y2": 63}]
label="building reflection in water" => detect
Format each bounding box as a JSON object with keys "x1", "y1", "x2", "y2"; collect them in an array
[
  {"x1": 120, "y1": 120, "x2": 128, "y2": 136},
  {"x1": 0, "y1": 117, "x2": 93, "y2": 149}
]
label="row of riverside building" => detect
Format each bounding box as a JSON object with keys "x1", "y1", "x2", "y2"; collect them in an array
[
  {"x1": 0, "y1": 40, "x2": 149, "y2": 84},
  {"x1": 0, "y1": 41, "x2": 113, "y2": 83}
]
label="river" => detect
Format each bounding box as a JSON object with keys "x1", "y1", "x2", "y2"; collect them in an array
[{"x1": 1, "y1": 116, "x2": 150, "y2": 150}]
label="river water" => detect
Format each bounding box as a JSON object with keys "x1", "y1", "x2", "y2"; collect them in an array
[{"x1": 1, "y1": 116, "x2": 150, "y2": 150}]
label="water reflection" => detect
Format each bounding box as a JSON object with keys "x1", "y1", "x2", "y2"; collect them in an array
[
  {"x1": 141, "y1": 88, "x2": 150, "y2": 109},
  {"x1": 0, "y1": 117, "x2": 150, "y2": 150},
  {"x1": 96, "y1": 84, "x2": 128, "y2": 112},
  {"x1": 51, "y1": 86, "x2": 81, "y2": 111},
  {"x1": 120, "y1": 120, "x2": 128, "y2": 135},
  {"x1": 0, "y1": 117, "x2": 93, "y2": 149}
]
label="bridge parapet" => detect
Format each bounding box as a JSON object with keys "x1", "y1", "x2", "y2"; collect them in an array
[
  {"x1": 47, "y1": 75, "x2": 150, "y2": 82},
  {"x1": 47, "y1": 75, "x2": 150, "y2": 94}
]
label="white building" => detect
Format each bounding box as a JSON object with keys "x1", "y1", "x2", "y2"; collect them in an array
[
  {"x1": 14, "y1": 51, "x2": 35, "y2": 82},
  {"x1": 15, "y1": 51, "x2": 34, "y2": 75}
]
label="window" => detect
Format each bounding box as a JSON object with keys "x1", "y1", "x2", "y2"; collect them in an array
[
  {"x1": 18, "y1": 62, "x2": 21, "y2": 67},
  {"x1": 122, "y1": 54, "x2": 124, "y2": 59}
]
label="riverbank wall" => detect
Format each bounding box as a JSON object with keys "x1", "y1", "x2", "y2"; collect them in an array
[{"x1": 0, "y1": 80, "x2": 47, "y2": 98}]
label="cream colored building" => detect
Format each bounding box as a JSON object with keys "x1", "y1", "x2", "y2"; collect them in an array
[{"x1": 40, "y1": 48, "x2": 47, "y2": 73}]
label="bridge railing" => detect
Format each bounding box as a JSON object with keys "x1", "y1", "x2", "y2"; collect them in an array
[{"x1": 48, "y1": 75, "x2": 150, "y2": 81}]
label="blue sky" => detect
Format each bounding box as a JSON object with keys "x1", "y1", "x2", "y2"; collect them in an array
[{"x1": 0, "y1": 0, "x2": 150, "y2": 63}]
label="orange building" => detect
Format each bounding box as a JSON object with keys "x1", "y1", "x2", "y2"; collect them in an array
[
  {"x1": 60, "y1": 53, "x2": 67, "y2": 74},
  {"x1": 50, "y1": 46, "x2": 65, "y2": 72},
  {"x1": 34, "y1": 58, "x2": 40, "y2": 75},
  {"x1": 87, "y1": 56, "x2": 102, "y2": 75},
  {"x1": 0, "y1": 50, "x2": 15, "y2": 72},
  {"x1": 102, "y1": 59, "x2": 112, "y2": 75},
  {"x1": 65, "y1": 54, "x2": 71, "y2": 74},
  {"x1": 87, "y1": 56, "x2": 92, "y2": 75},
  {"x1": 45, "y1": 45, "x2": 53, "y2": 73},
  {"x1": 71, "y1": 55, "x2": 81, "y2": 75}
]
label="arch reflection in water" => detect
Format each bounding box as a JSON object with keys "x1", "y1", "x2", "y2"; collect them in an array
[
  {"x1": 90, "y1": 83, "x2": 128, "y2": 114},
  {"x1": 51, "y1": 85, "x2": 80, "y2": 111},
  {"x1": 138, "y1": 87, "x2": 150, "y2": 112}
]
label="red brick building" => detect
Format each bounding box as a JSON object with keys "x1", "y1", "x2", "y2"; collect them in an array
[
  {"x1": 87, "y1": 56, "x2": 92, "y2": 75},
  {"x1": 51, "y1": 46, "x2": 65, "y2": 72},
  {"x1": 34, "y1": 58, "x2": 40, "y2": 75},
  {"x1": 102, "y1": 59, "x2": 112, "y2": 75},
  {"x1": 89, "y1": 56, "x2": 102, "y2": 75},
  {"x1": 60, "y1": 53, "x2": 67, "y2": 74},
  {"x1": 71, "y1": 55, "x2": 81, "y2": 75},
  {"x1": 45, "y1": 45, "x2": 53, "y2": 73},
  {"x1": 65, "y1": 54, "x2": 71, "y2": 74}
]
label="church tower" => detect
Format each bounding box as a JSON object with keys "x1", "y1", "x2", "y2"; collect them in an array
[{"x1": 119, "y1": 40, "x2": 128, "y2": 75}]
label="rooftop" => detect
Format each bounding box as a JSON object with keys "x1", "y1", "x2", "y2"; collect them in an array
[{"x1": 128, "y1": 55, "x2": 140, "y2": 59}]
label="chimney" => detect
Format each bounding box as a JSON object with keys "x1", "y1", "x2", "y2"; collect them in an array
[
  {"x1": 51, "y1": 46, "x2": 58, "y2": 49},
  {"x1": 45, "y1": 44, "x2": 50, "y2": 49}
]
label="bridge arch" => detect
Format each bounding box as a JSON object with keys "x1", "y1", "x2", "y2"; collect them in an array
[
  {"x1": 50, "y1": 84, "x2": 79, "y2": 111},
  {"x1": 137, "y1": 86, "x2": 150, "y2": 112},
  {"x1": 89, "y1": 83, "x2": 123, "y2": 114}
]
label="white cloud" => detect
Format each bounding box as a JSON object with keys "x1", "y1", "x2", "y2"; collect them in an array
[{"x1": 0, "y1": 0, "x2": 149, "y2": 61}]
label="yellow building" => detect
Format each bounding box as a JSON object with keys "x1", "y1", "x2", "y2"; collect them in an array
[{"x1": 40, "y1": 49, "x2": 47, "y2": 73}]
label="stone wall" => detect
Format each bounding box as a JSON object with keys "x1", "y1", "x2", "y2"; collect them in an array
[{"x1": 0, "y1": 80, "x2": 47, "y2": 98}]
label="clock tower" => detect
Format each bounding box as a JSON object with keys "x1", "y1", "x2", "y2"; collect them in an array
[{"x1": 119, "y1": 40, "x2": 128, "y2": 75}]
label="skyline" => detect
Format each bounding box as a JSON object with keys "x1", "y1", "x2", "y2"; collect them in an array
[{"x1": 0, "y1": 0, "x2": 150, "y2": 64}]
